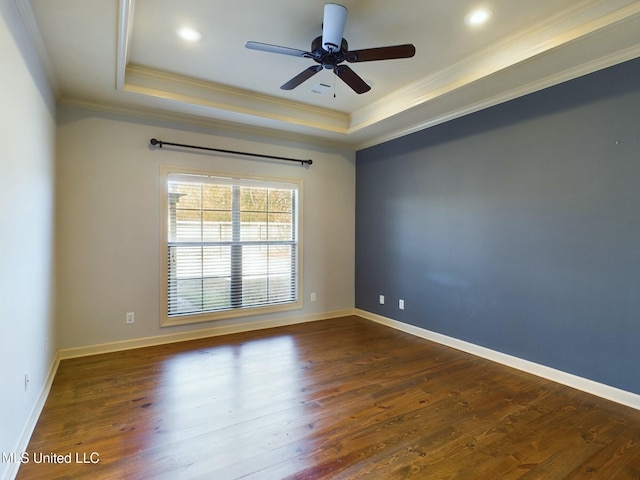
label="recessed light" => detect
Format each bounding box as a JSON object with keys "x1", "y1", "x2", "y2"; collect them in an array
[
  {"x1": 465, "y1": 7, "x2": 492, "y2": 26},
  {"x1": 177, "y1": 27, "x2": 202, "y2": 42}
]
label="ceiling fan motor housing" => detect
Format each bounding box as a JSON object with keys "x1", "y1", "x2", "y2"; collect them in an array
[{"x1": 311, "y1": 36, "x2": 349, "y2": 69}]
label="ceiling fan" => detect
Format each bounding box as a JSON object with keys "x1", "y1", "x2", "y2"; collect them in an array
[{"x1": 245, "y1": 3, "x2": 416, "y2": 94}]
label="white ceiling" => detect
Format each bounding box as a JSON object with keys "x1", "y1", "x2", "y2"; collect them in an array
[{"x1": 19, "y1": 0, "x2": 640, "y2": 148}]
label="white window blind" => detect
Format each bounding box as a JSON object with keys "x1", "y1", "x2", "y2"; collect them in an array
[{"x1": 163, "y1": 170, "x2": 300, "y2": 323}]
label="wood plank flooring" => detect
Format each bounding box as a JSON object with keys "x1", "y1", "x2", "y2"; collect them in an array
[{"x1": 17, "y1": 316, "x2": 640, "y2": 479}]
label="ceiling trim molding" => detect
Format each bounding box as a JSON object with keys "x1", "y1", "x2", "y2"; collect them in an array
[
  {"x1": 50, "y1": 14, "x2": 640, "y2": 158},
  {"x1": 15, "y1": 0, "x2": 61, "y2": 97},
  {"x1": 116, "y1": 0, "x2": 135, "y2": 91},
  {"x1": 57, "y1": 96, "x2": 352, "y2": 149},
  {"x1": 350, "y1": 0, "x2": 640, "y2": 133},
  {"x1": 116, "y1": 0, "x2": 350, "y2": 135},
  {"x1": 354, "y1": 41, "x2": 640, "y2": 151},
  {"x1": 27, "y1": 0, "x2": 640, "y2": 150},
  {"x1": 124, "y1": 64, "x2": 350, "y2": 134}
]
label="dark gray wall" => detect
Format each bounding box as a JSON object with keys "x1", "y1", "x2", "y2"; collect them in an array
[{"x1": 355, "y1": 58, "x2": 640, "y2": 394}]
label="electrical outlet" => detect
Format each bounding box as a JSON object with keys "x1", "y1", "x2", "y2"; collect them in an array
[
  {"x1": 399, "y1": 299, "x2": 405, "y2": 310},
  {"x1": 126, "y1": 312, "x2": 135, "y2": 324},
  {"x1": 310, "y1": 292, "x2": 316, "y2": 302},
  {"x1": 379, "y1": 295, "x2": 385, "y2": 305}
]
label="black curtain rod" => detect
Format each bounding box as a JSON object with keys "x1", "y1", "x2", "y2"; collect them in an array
[{"x1": 149, "y1": 138, "x2": 312, "y2": 166}]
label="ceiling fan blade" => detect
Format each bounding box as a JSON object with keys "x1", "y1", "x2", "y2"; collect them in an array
[
  {"x1": 245, "y1": 41, "x2": 310, "y2": 58},
  {"x1": 334, "y1": 65, "x2": 370, "y2": 94},
  {"x1": 281, "y1": 65, "x2": 323, "y2": 90},
  {"x1": 322, "y1": 3, "x2": 347, "y2": 53},
  {"x1": 346, "y1": 44, "x2": 416, "y2": 63}
]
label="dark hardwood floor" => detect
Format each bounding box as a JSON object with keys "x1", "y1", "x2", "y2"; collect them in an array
[{"x1": 17, "y1": 316, "x2": 640, "y2": 479}]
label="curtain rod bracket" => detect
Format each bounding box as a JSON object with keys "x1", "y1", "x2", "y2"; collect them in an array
[{"x1": 149, "y1": 138, "x2": 312, "y2": 166}]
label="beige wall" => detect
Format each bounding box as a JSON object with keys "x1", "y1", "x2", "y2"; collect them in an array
[
  {"x1": 0, "y1": 0, "x2": 56, "y2": 476},
  {"x1": 55, "y1": 106, "x2": 355, "y2": 350}
]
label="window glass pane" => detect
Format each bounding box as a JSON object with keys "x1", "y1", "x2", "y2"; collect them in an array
[
  {"x1": 168, "y1": 246, "x2": 202, "y2": 314},
  {"x1": 269, "y1": 245, "x2": 293, "y2": 274},
  {"x1": 268, "y1": 213, "x2": 293, "y2": 241},
  {"x1": 242, "y1": 276, "x2": 268, "y2": 306},
  {"x1": 202, "y1": 184, "x2": 232, "y2": 210},
  {"x1": 268, "y1": 189, "x2": 292, "y2": 213},
  {"x1": 173, "y1": 246, "x2": 202, "y2": 278},
  {"x1": 169, "y1": 183, "x2": 201, "y2": 243},
  {"x1": 171, "y1": 183, "x2": 201, "y2": 210},
  {"x1": 241, "y1": 245, "x2": 268, "y2": 287},
  {"x1": 269, "y1": 274, "x2": 294, "y2": 303},
  {"x1": 240, "y1": 212, "x2": 267, "y2": 241},
  {"x1": 240, "y1": 187, "x2": 268, "y2": 212},
  {"x1": 203, "y1": 211, "x2": 232, "y2": 242},
  {"x1": 173, "y1": 209, "x2": 201, "y2": 242},
  {"x1": 172, "y1": 278, "x2": 203, "y2": 314},
  {"x1": 202, "y1": 277, "x2": 231, "y2": 311},
  {"x1": 203, "y1": 246, "x2": 231, "y2": 277}
]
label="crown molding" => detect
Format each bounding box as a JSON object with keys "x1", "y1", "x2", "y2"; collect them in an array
[
  {"x1": 123, "y1": 64, "x2": 351, "y2": 134},
  {"x1": 350, "y1": 0, "x2": 640, "y2": 133},
  {"x1": 57, "y1": 96, "x2": 353, "y2": 149},
  {"x1": 29, "y1": 0, "x2": 640, "y2": 150},
  {"x1": 15, "y1": 0, "x2": 61, "y2": 98},
  {"x1": 354, "y1": 42, "x2": 640, "y2": 151}
]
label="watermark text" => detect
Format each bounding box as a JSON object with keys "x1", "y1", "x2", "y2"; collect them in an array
[{"x1": 2, "y1": 451, "x2": 100, "y2": 464}]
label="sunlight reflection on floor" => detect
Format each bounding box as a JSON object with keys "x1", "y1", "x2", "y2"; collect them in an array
[{"x1": 150, "y1": 334, "x2": 314, "y2": 477}]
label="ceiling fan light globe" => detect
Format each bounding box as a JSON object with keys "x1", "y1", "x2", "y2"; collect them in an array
[{"x1": 322, "y1": 3, "x2": 347, "y2": 53}]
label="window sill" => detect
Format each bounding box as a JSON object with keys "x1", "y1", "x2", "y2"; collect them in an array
[{"x1": 161, "y1": 300, "x2": 303, "y2": 327}]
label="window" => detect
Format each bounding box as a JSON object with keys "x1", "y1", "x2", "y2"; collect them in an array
[{"x1": 160, "y1": 166, "x2": 302, "y2": 326}]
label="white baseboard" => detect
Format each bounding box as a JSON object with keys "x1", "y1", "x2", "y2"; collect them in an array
[
  {"x1": 17, "y1": 306, "x2": 637, "y2": 480},
  {"x1": 58, "y1": 309, "x2": 354, "y2": 360},
  {"x1": 355, "y1": 309, "x2": 640, "y2": 411},
  {"x1": 4, "y1": 352, "x2": 61, "y2": 480}
]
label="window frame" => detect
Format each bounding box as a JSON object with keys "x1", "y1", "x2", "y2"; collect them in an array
[{"x1": 160, "y1": 165, "x2": 303, "y2": 327}]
